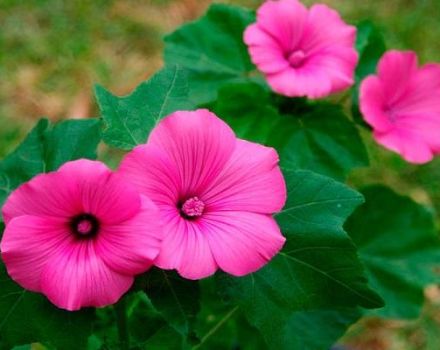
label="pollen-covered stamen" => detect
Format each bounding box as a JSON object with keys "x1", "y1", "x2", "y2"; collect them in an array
[
  {"x1": 70, "y1": 213, "x2": 100, "y2": 238},
  {"x1": 287, "y1": 50, "x2": 306, "y2": 67},
  {"x1": 181, "y1": 196, "x2": 205, "y2": 218}
]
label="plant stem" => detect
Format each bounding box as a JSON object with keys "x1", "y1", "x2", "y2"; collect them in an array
[
  {"x1": 114, "y1": 297, "x2": 130, "y2": 350},
  {"x1": 192, "y1": 306, "x2": 239, "y2": 350}
]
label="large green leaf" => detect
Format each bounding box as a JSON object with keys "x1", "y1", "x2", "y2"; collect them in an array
[
  {"x1": 0, "y1": 261, "x2": 94, "y2": 350},
  {"x1": 96, "y1": 65, "x2": 193, "y2": 150},
  {"x1": 144, "y1": 269, "x2": 200, "y2": 337},
  {"x1": 351, "y1": 21, "x2": 386, "y2": 123},
  {"x1": 346, "y1": 186, "x2": 440, "y2": 319},
  {"x1": 217, "y1": 170, "x2": 383, "y2": 350},
  {"x1": 0, "y1": 118, "x2": 101, "y2": 220},
  {"x1": 164, "y1": 4, "x2": 257, "y2": 105},
  {"x1": 212, "y1": 82, "x2": 369, "y2": 180}
]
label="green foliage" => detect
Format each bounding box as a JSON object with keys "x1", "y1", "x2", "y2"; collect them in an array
[
  {"x1": 144, "y1": 269, "x2": 200, "y2": 337},
  {"x1": 352, "y1": 21, "x2": 387, "y2": 123},
  {"x1": 0, "y1": 118, "x2": 101, "y2": 220},
  {"x1": 96, "y1": 65, "x2": 193, "y2": 150},
  {"x1": 212, "y1": 82, "x2": 369, "y2": 180},
  {"x1": 217, "y1": 170, "x2": 383, "y2": 350},
  {"x1": 0, "y1": 262, "x2": 94, "y2": 350},
  {"x1": 93, "y1": 292, "x2": 188, "y2": 350},
  {"x1": 346, "y1": 186, "x2": 440, "y2": 319},
  {"x1": 164, "y1": 4, "x2": 258, "y2": 105}
]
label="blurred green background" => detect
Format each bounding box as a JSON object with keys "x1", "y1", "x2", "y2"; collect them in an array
[{"x1": 1, "y1": 1, "x2": 440, "y2": 349}]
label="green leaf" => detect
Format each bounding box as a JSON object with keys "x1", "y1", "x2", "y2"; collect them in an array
[
  {"x1": 345, "y1": 186, "x2": 440, "y2": 319},
  {"x1": 0, "y1": 261, "x2": 94, "y2": 350},
  {"x1": 94, "y1": 292, "x2": 189, "y2": 350},
  {"x1": 145, "y1": 268, "x2": 200, "y2": 336},
  {"x1": 351, "y1": 21, "x2": 386, "y2": 123},
  {"x1": 0, "y1": 118, "x2": 101, "y2": 220},
  {"x1": 164, "y1": 4, "x2": 257, "y2": 105},
  {"x1": 212, "y1": 82, "x2": 369, "y2": 180},
  {"x1": 217, "y1": 170, "x2": 383, "y2": 350},
  {"x1": 96, "y1": 65, "x2": 193, "y2": 150}
]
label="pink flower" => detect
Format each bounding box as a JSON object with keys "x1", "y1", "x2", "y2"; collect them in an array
[
  {"x1": 244, "y1": 0, "x2": 358, "y2": 98},
  {"x1": 0, "y1": 159, "x2": 163, "y2": 311},
  {"x1": 118, "y1": 109, "x2": 286, "y2": 280},
  {"x1": 360, "y1": 50, "x2": 440, "y2": 164}
]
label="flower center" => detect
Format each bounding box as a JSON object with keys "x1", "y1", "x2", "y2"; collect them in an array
[
  {"x1": 180, "y1": 196, "x2": 205, "y2": 218},
  {"x1": 70, "y1": 214, "x2": 100, "y2": 238},
  {"x1": 287, "y1": 50, "x2": 306, "y2": 67}
]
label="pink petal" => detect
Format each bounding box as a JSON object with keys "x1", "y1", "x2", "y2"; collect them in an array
[
  {"x1": 2, "y1": 171, "x2": 81, "y2": 225},
  {"x1": 0, "y1": 215, "x2": 72, "y2": 292},
  {"x1": 377, "y1": 51, "x2": 418, "y2": 104},
  {"x1": 202, "y1": 140, "x2": 286, "y2": 213},
  {"x1": 40, "y1": 241, "x2": 133, "y2": 311},
  {"x1": 305, "y1": 46, "x2": 358, "y2": 92},
  {"x1": 267, "y1": 66, "x2": 332, "y2": 98},
  {"x1": 244, "y1": 24, "x2": 290, "y2": 74},
  {"x1": 397, "y1": 63, "x2": 440, "y2": 115},
  {"x1": 119, "y1": 144, "x2": 181, "y2": 207},
  {"x1": 58, "y1": 160, "x2": 141, "y2": 225},
  {"x1": 255, "y1": 0, "x2": 308, "y2": 52},
  {"x1": 301, "y1": 4, "x2": 357, "y2": 54},
  {"x1": 146, "y1": 109, "x2": 236, "y2": 197},
  {"x1": 397, "y1": 114, "x2": 440, "y2": 152},
  {"x1": 374, "y1": 129, "x2": 434, "y2": 164},
  {"x1": 154, "y1": 215, "x2": 217, "y2": 280},
  {"x1": 360, "y1": 76, "x2": 393, "y2": 133},
  {"x1": 203, "y1": 211, "x2": 285, "y2": 276},
  {"x1": 95, "y1": 196, "x2": 163, "y2": 275}
]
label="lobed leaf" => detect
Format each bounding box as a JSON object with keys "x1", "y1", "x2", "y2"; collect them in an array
[
  {"x1": 164, "y1": 4, "x2": 258, "y2": 105},
  {"x1": 212, "y1": 82, "x2": 369, "y2": 180},
  {"x1": 346, "y1": 186, "x2": 440, "y2": 319},
  {"x1": 96, "y1": 65, "x2": 193, "y2": 150}
]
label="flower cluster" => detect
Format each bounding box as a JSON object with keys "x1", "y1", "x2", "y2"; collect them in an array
[
  {"x1": 244, "y1": 0, "x2": 440, "y2": 164},
  {"x1": 1, "y1": 0, "x2": 439, "y2": 313},
  {"x1": 0, "y1": 110, "x2": 286, "y2": 310}
]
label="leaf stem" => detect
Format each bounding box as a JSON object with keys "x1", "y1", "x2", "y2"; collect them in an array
[
  {"x1": 114, "y1": 297, "x2": 130, "y2": 350},
  {"x1": 192, "y1": 306, "x2": 239, "y2": 350}
]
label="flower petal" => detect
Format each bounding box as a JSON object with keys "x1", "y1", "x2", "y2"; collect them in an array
[
  {"x1": 301, "y1": 4, "x2": 357, "y2": 54},
  {"x1": 147, "y1": 109, "x2": 236, "y2": 197},
  {"x1": 377, "y1": 50, "x2": 418, "y2": 104},
  {"x1": 58, "y1": 159, "x2": 142, "y2": 225},
  {"x1": 374, "y1": 129, "x2": 434, "y2": 164},
  {"x1": 203, "y1": 211, "x2": 285, "y2": 276},
  {"x1": 2, "y1": 171, "x2": 81, "y2": 225},
  {"x1": 397, "y1": 63, "x2": 440, "y2": 115},
  {"x1": 95, "y1": 196, "x2": 163, "y2": 275},
  {"x1": 202, "y1": 140, "x2": 286, "y2": 214},
  {"x1": 40, "y1": 241, "x2": 133, "y2": 311},
  {"x1": 244, "y1": 24, "x2": 290, "y2": 74},
  {"x1": 119, "y1": 144, "x2": 181, "y2": 207},
  {"x1": 154, "y1": 215, "x2": 217, "y2": 280},
  {"x1": 1, "y1": 215, "x2": 72, "y2": 292},
  {"x1": 360, "y1": 76, "x2": 393, "y2": 133},
  {"x1": 267, "y1": 66, "x2": 332, "y2": 98},
  {"x1": 255, "y1": 0, "x2": 307, "y2": 52}
]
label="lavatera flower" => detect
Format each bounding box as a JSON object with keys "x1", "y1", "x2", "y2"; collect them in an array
[
  {"x1": 360, "y1": 50, "x2": 440, "y2": 164},
  {"x1": 244, "y1": 0, "x2": 358, "y2": 98},
  {"x1": 0, "y1": 160, "x2": 163, "y2": 311},
  {"x1": 119, "y1": 109, "x2": 287, "y2": 280}
]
